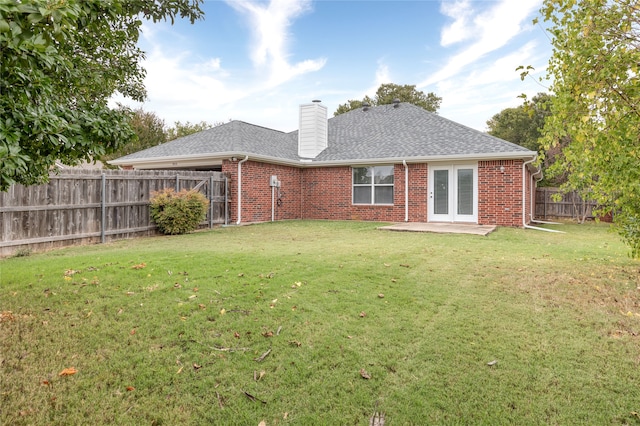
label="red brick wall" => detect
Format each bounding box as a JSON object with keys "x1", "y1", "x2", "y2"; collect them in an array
[
  {"x1": 478, "y1": 160, "x2": 527, "y2": 227},
  {"x1": 222, "y1": 160, "x2": 302, "y2": 223},
  {"x1": 223, "y1": 159, "x2": 530, "y2": 226},
  {"x1": 301, "y1": 164, "x2": 427, "y2": 222}
]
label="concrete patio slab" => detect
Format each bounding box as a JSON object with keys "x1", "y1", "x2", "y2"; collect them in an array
[{"x1": 378, "y1": 222, "x2": 497, "y2": 236}]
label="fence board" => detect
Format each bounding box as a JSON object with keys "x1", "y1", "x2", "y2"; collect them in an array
[
  {"x1": 535, "y1": 187, "x2": 598, "y2": 221},
  {"x1": 0, "y1": 170, "x2": 227, "y2": 257}
]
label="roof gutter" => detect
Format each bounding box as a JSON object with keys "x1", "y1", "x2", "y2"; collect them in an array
[
  {"x1": 522, "y1": 156, "x2": 564, "y2": 233},
  {"x1": 402, "y1": 160, "x2": 409, "y2": 222},
  {"x1": 236, "y1": 155, "x2": 249, "y2": 225}
]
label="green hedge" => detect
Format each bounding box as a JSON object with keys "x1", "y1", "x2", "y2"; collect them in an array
[{"x1": 149, "y1": 188, "x2": 209, "y2": 235}]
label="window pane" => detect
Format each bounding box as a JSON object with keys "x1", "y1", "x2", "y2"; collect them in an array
[
  {"x1": 353, "y1": 167, "x2": 372, "y2": 184},
  {"x1": 457, "y1": 169, "x2": 473, "y2": 215},
  {"x1": 374, "y1": 166, "x2": 394, "y2": 184},
  {"x1": 353, "y1": 186, "x2": 372, "y2": 204},
  {"x1": 434, "y1": 169, "x2": 448, "y2": 215},
  {"x1": 374, "y1": 186, "x2": 393, "y2": 204}
]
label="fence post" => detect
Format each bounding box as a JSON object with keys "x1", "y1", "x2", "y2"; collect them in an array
[
  {"x1": 101, "y1": 173, "x2": 106, "y2": 244},
  {"x1": 224, "y1": 175, "x2": 228, "y2": 226},
  {"x1": 209, "y1": 175, "x2": 214, "y2": 228},
  {"x1": 176, "y1": 175, "x2": 180, "y2": 192}
]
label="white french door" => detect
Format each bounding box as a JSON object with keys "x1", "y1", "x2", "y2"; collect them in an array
[{"x1": 428, "y1": 164, "x2": 478, "y2": 223}]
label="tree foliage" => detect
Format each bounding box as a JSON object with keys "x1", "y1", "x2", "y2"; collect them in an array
[
  {"x1": 102, "y1": 109, "x2": 168, "y2": 164},
  {"x1": 334, "y1": 83, "x2": 442, "y2": 116},
  {"x1": 486, "y1": 93, "x2": 552, "y2": 152},
  {"x1": 0, "y1": 0, "x2": 204, "y2": 190},
  {"x1": 536, "y1": 0, "x2": 640, "y2": 257},
  {"x1": 166, "y1": 120, "x2": 218, "y2": 141}
]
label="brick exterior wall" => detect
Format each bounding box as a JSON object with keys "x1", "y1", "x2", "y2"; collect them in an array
[
  {"x1": 478, "y1": 159, "x2": 532, "y2": 227},
  {"x1": 222, "y1": 159, "x2": 302, "y2": 223},
  {"x1": 223, "y1": 159, "x2": 532, "y2": 226}
]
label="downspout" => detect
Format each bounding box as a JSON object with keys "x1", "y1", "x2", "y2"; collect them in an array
[
  {"x1": 236, "y1": 156, "x2": 249, "y2": 225},
  {"x1": 522, "y1": 156, "x2": 564, "y2": 233},
  {"x1": 529, "y1": 165, "x2": 562, "y2": 225},
  {"x1": 402, "y1": 160, "x2": 409, "y2": 222}
]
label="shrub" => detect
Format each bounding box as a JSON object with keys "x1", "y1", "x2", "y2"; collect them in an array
[{"x1": 149, "y1": 188, "x2": 209, "y2": 235}]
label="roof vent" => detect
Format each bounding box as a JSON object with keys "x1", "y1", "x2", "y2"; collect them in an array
[
  {"x1": 393, "y1": 98, "x2": 400, "y2": 108},
  {"x1": 362, "y1": 102, "x2": 370, "y2": 112},
  {"x1": 312, "y1": 99, "x2": 321, "y2": 103}
]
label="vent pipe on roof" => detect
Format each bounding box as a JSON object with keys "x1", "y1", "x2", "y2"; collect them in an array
[
  {"x1": 393, "y1": 98, "x2": 400, "y2": 108},
  {"x1": 362, "y1": 102, "x2": 370, "y2": 111}
]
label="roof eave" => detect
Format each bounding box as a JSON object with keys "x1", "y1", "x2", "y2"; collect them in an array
[
  {"x1": 302, "y1": 151, "x2": 537, "y2": 167},
  {"x1": 108, "y1": 151, "x2": 537, "y2": 169}
]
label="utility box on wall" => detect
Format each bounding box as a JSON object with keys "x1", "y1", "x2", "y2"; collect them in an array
[{"x1": 270, "y1": 175, "x2": 281, "y2": 187}]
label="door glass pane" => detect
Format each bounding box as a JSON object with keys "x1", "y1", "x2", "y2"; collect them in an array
[
  {"x1": 374, "y1": 186, "x2": 393, "y2": 204},
  {"x1": 434, "y1": 169, "x2": 448, "y2": 215},
  {"x1": 457, "y1": 169, "x2": 473, "y2": 215},
  {"x1": 353, "y1": 186, "x2": 372, "y2": 204}
]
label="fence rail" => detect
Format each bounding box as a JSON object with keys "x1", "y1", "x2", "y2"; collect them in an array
[
  {"x1": 535, "y1": 187, "x2": 598, "y2": 221},
  {"x1": 0, "y1": 169, "x2": 227, "y2": 257}
]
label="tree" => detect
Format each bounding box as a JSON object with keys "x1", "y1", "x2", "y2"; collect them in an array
[
  {"x1": 166, "y1": 120, "x2": 218, "y2": 141},
  {"x1": 486, "y1": 93, "x2": 552, "y2": 152},
  {"x1": 0, "y1": 0, "x2": 204, "y2": 190},
  {"x1": 102, "y1": 109, "x2": 168, "y2": 164},
  {"x1": 334, "y1": 84, "x2": 442, "y2": 116},
  {"x1": 535, "y1": 0, "x2": 640, "y2": 257}
]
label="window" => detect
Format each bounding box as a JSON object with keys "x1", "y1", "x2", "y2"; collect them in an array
[{"x1": 353, "y1": 165, "x2": 394, "y2": 204}]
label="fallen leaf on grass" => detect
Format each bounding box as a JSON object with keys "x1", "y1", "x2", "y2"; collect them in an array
[
  {"x1": 234, "y1": 331, "x2": 241, "y2": 339},
  {"x1": 289, "y1": 340, "x2": 302, "y2": 347},
  {"x1": 59, "y1": 367, "x2": 78, "y2": 376},
  {"x1": 262, "y1": 331, "x2": 274, "y2": 338},
  {"x1": 193, "y1": 363, "x2": 202, "y2": 370},
  {"x1": 0, "y1": 311, "x2": 14, "y2": 322},
  {"x1": 487, "y1": 360, "x2": 498, "y2": 366},
  {"x1": 254, "y1": 370, "x2": 266, "y2": 381},
  {"x1": 220, "y1": 309, "x2": 226, "y2": 315},
  {"x1": 131, "y1": 263, "x2": 146, "y2": 270},
  {"x1": 378, "y1": 293, "x2": 384, "y2": 298},
  {"x1": 188, "y1": 295, "x2": 197, "y2": 299},
  {"x1": 360, "y1": 368, "x2": 371, "y2": 379},
  {"x1": 41, "y1": 380, "x2": 50, "y2": 386},
  {"x1": 126, "y1": 386, "x2": 135, "y2": 392},
  {"x1": 198, "y1": 304, "x2": 206, "y2": 310},
  {"x1": 359, "y1": 311, "x2": 367, "y2": 318},
  {"x1": 176, "y1": 366, "x2": 183, "y2": 374},
  {"x1": 258, "y1": 421, "x2": 266, "y2": 426},
  {"x1": 400, "y1": 263, "x2": 410, "y2": 268}
]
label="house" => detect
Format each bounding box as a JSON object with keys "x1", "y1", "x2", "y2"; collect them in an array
[{"x1": 109, "y1": 101, "x2": 540, "y2": 227}]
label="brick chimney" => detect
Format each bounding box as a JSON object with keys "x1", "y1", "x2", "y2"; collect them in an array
[{"x1": 298, "y1": 100, "x2": 327, "y2": 158}]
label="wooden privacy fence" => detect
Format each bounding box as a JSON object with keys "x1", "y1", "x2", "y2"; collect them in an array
[
  {"x1": 0, "y1": 169, "x2": 227, "y2": 257},
  {"x1": 535, "y1": 187, "x2": 598, "y2": 221}
]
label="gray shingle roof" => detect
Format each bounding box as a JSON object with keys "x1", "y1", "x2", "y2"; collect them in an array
[{"x1": 112, "y1": 103, "x2": 534, "y2": 165}]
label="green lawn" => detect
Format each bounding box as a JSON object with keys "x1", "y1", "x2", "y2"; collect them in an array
[{"x1": 1, "y1": 221, "x2": 639, "y2": 425}]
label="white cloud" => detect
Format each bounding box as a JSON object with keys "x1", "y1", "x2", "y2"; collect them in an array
[
  {"x1": 226, "y1": 0, "x2": 326, "y2": 86},
  {"x1": 420, "y1": 0, "x2": 542, "y2": 87}
]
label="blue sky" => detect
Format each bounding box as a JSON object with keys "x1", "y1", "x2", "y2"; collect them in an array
[{"x1": 112, "y1": 0, "x2": 551, "y2": 132}]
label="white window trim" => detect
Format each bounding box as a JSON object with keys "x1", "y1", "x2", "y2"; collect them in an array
[{"x1": 352, "y1": 165, "x2": 394, "y2": 205}]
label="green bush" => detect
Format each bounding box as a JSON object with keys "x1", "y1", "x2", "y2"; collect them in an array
[{"x1": 149, "y1": 188, "x2": 209, "y2": 235}]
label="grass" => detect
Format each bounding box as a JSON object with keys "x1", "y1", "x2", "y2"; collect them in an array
[{"x1": 1, "y1": 220, "x2": 639, "y2": 425}]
